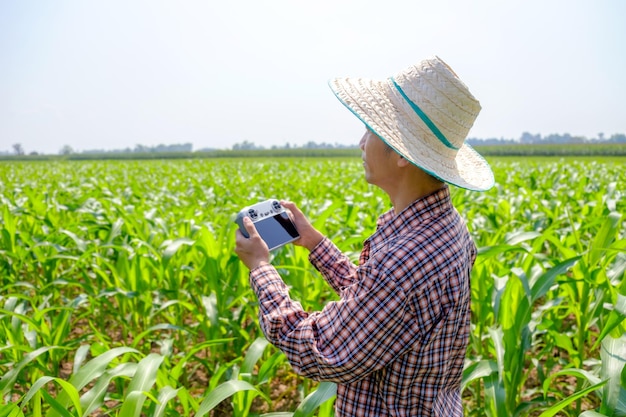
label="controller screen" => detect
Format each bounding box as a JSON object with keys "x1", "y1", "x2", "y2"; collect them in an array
[{"x1": 254, "y1": 212, "x2": 299, "y2": 250}]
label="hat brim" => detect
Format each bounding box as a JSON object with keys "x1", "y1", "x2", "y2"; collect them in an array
[{"x1": 329, "y1": 76, "x2": 495, "y2": 191}]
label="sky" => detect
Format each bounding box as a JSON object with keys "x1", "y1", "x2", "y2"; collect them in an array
[{"x1": 1, "y1": 0, "x2": 625, "y2": 155}]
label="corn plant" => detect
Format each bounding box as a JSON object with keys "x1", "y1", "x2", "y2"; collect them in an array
[{"x1": 0, "y1": 157, "x2": 625, "y2": 416}]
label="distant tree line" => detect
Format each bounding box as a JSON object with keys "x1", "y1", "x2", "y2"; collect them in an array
[
  {"x1": 1, "y1": 142, "x2": 194, "y2": 156},
  {"x1": 467, "y1": 132, "x2": 626, "y2": 146},
  {"x1": 227, "y1": 140, "x2": 357, "y2": 151},
  {"x1": 81, "y1": 143, "x2": 194, "y2": 154},
  {"x1": 3, "y1": 132, "x2": 626, "y2": 156}
]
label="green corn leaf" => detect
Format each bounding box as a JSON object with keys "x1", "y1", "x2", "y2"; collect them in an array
[
  {"x1": 292, "y1": 382, "x2": 337, "y2": 417},
  {"x1": 600, "y1": 334, "x2": 626, "y2": 414},
  {"x1": 152, "y1": 386, "x2": 181, "y2": 417},
  {"x1": 241, "y1": 337, "x2": 270, "y2": 377},
  {"x1": 202, "y1": 293, "x2": 219, "y2": 328},
  {"x1": 40, "y1": 391, "x2": 75, "y2": 417},
  {"x1": 258, "y1": 351, "x2": 286, "y2": 384},
  {"x1": 542, "y1": 368, "x2": 601, "y2": 397},
  {"x1": 169, "y1": 339, "x2": 233, "y2": 382},
  {"x1": 72, "y1": 344, "x2": 91, "y2": 374},
  {"x1": 616, "y1": 363, "x2": 626, "y2": 415},
  {"x1": 0, "y1": 404, "x2": 25, "y2": 417},
  {"x1": 81, "y1": 362, "x2": 138, "y2": 416},
  {"x1": 119, "y1": 391, "x2": 150, "y2": 417},
  {"x1": 0, "y1": 308, "x2": 40, "y2": 333},
  {"x1": 162, "y1": 238, "x2": 195, "y2": 264},
  {"x1": 594, "y1": 294, "x2": 626, "y2": 350},
  {"x1": 105, "y1": 218, "x2": 124, "y2": 245},
  {"x1": 588, "y1": 211, "x2": 621, "y2": 267},
  {"x1": 498, "y1": 271, "x2": 533, "y2": 410},
  {"x1": 531, "y1": 256, "x2": 581, "y2": 303},
  {"x1": 483, "y1": 372, "x2": 508, "y2": 417},
  {"x1": 21, "y1": 376, "x2": 82, "y2": 416},
  {"x1": 538, "y1": 380, "x2": 607, "y2": 417},
  {"x1": 551, "y1": 332, "x2": 577, "y2": 358},
  {"x1": 126, "y1": 353, "x2": 163, "y2": 393},
  {"x1": 48, "y1": 347, "x2": 138, "y2": 416},
  {"x1": 73, "y1": 349, "x2": 138, "y2": 388},
  {"x1": 477, "y1": 244, "x2": 528, "y2": 260},
  {"x1": 621, "y1": 359, "x2": 626, "y2": 389},
  {"x1": 1, "y1": 205, "x2": 16, "y2": 251},
  {"x1": 0, "y1": 346, "x2": 59, "y2": 397},
  {"x1": 505, "y1": 231, "x2": 542, "y2": 246},
  {"x1": 488, "y1": 327, "x2": 505, "y2": 385},
  {"x1": 196, "y1": 380, "x2": 260, "y2": 417},
  {"x1": 132, "y1": 323, "x2": 188, "y2": 348},
  {"x1": 118, "y1": 353, "x2": 164, "y2": 417},
  {"x1": 60, "y1": 230, "x2": 87, "y2": 253},
  {"x1": 617, "y1": 389, "x2": 626, "y2": 416},
  {"x1": 461, "y1": 360, "x2": 498, "y2": 392},
  {"x1": 499, "y1": 275, "x2": 530, "y2": 334}
]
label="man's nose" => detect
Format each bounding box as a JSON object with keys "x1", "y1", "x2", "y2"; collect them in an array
[{"x1": 359, "y1": 133, "x2": 367, "y2": 150}]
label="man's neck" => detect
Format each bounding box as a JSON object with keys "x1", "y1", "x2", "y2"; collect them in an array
[{"x1": 387, "y1": 169, "x2": 446, "y2": 215}]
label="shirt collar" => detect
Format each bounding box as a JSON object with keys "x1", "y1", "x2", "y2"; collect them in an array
[{"x1": 372, "y1": 185, "x2": 452, "y2": 243}]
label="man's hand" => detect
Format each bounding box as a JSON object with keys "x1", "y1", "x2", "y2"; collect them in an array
[
  {"x1": 235, "y1": 217, "x2": 270, "y2": 270},
  {"x1": 280, "y1": 201, "x2": 324, "y2": 251}
]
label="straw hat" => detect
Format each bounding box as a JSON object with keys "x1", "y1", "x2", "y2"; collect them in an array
[{"x1": 329, "y1": 56, "x2": 494, "y2": 191}]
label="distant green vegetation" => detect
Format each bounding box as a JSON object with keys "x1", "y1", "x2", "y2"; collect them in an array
[
  {"x1": 0, "y1": 147, "x2": 361, "y2": 161},
  {"x1": 474, "y1": 143, "x2": 626, "y2": 156},
  {"x1": 2, "y1": 143, "x2": 626, "y2": 162}
]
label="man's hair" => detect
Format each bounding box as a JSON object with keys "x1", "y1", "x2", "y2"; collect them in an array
[{"x1": 384, "y1": 141, "x2": 394, "y2": 155}]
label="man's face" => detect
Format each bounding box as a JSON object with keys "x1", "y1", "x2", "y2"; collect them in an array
[{"x1": 359, "y1": 128, "x2": 399, "y2": 188}]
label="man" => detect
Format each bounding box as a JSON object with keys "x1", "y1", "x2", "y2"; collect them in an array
[{"x1": 235, "y1": 56, "x2": 494, "y2": 416}]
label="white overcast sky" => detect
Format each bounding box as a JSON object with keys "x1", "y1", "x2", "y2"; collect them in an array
[{"x1": 1, "y1": 0, "x2": 625, "y2": 154}]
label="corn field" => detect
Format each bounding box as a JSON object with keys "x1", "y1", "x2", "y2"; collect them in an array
[{"x1": 0, "y1": 157, "x2": 625, "y2": 417}]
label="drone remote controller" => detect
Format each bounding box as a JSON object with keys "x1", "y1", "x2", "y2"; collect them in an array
[{"x1": 235, "y1": 199, "x2": 300, "y2": 251}]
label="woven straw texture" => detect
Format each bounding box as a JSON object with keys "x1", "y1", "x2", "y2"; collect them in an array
[{"x1": 329, "y1": 56, "x2": 494, "y2": 191}]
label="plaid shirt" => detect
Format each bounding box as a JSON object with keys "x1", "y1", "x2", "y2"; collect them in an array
[{"x1": 249, "y1": 186, "x2": 476, "y2": 416}]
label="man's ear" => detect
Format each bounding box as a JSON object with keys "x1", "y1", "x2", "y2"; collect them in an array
[{"x1": 397, "y1": 155, "x2": 410, "y2": 167}]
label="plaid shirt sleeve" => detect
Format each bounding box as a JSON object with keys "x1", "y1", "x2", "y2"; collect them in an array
[
  {"x1": 249, "y1": 234, "x2": 447, "y2": 384},
  {"x1": 308, "y1": 237, "x2": 359, "y2": 294}
]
